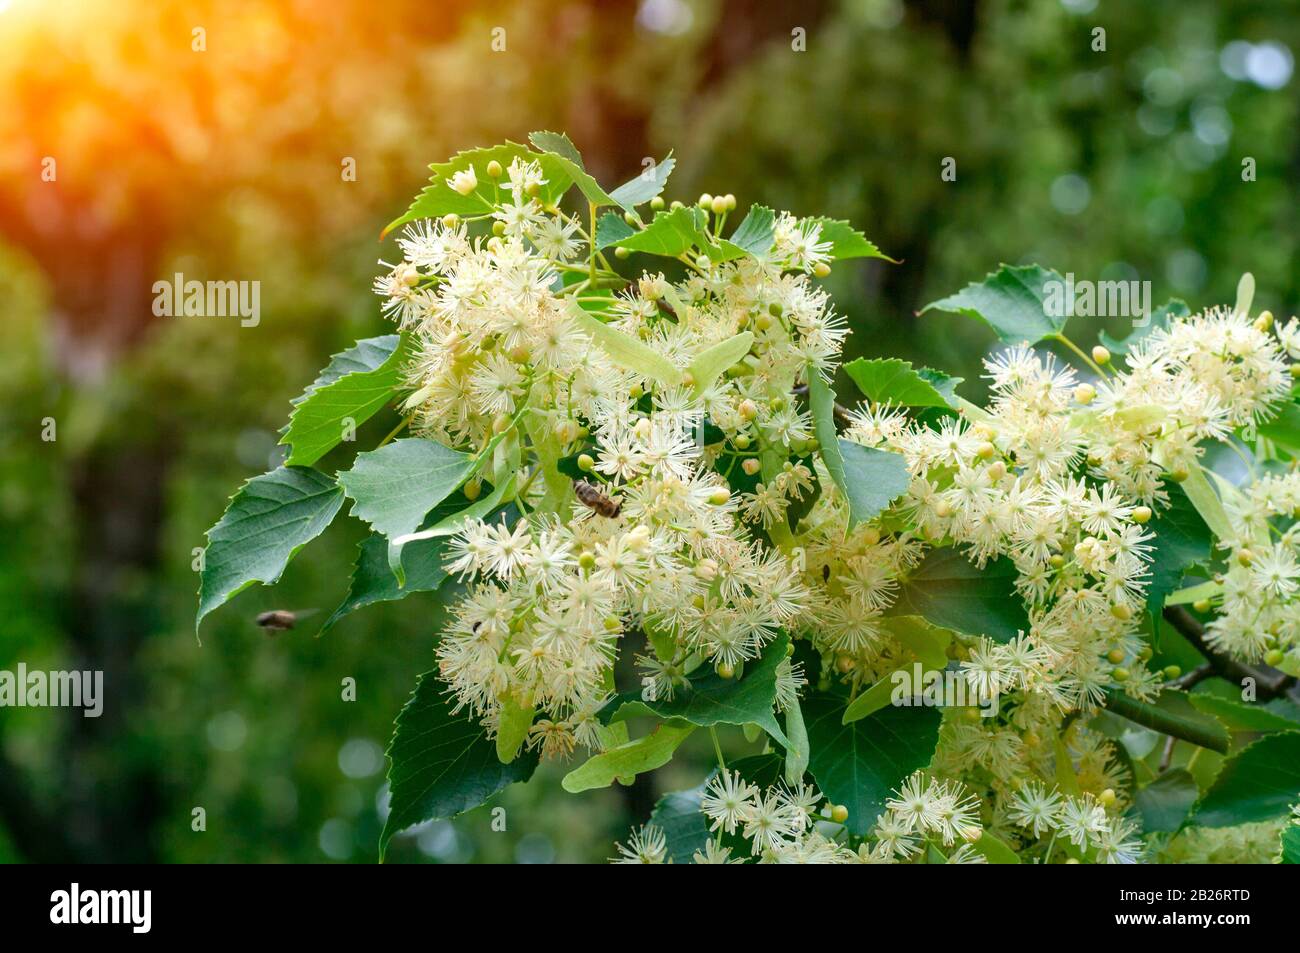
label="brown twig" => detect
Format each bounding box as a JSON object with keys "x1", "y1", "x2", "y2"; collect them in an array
[{"x1": 1162, "y1": 606, "x2": 1295, "y2": 701}]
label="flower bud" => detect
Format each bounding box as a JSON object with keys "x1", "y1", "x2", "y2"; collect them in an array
[
  {"x1": 710, "y1": 195, "x2": 728, "y2": 215},
  {"x1": 698, "y1": 193, "x2": 713, "y2": 209},
  {"x1": 716, "y1": 661, "x2": 735, "y2": 679},
  {"x1": 1163, "y1": 665, "x2": 1181, "y2": 680},
  {"x1": 742, "y1": 458, "x2": 761, "y2": 476},
  {"x1": 738, "y1": 399, "x2": 758, "y2": 421},
  {"x1": 1074, "y1": 383, "x2": 1096, "y2": 405},
  {"x1": 1107, "y1": 648, "x2": 1125, "y2": 664},
  {"x1": 1192, "y1": 598, "x2": 1211, "y2": 614},
  {"x1": 463, "y1": 478, "x2": 482, "y2": 501},
  {"x1": 650, "y1": 196, "x2": 665, "y2": 211},
  {"x1": 441, "y1": 213, "x2": 460, "y2": 228},
  {"x1": 1110, "y1": 603, "x2": 1132, "y2": 621},
  {"x1": 486, "y1": 160, "x2": 503, "y2": 179},
  {"x1": 614, "y1": 246, "x2": 630, "y2": 260},
  {"x1": 1099, "y1": 788, "x2": 1117, "y2": 807},
  {"x1": 830, "y1": 804, "x2": 849, "y2": 824},
  {"x1": 1237, "y1": 548, "x2": 1254, "y2": 567},
  {"x1": 708, "y1": 488, "x2": 731, "y2": 506},
  {"x1": 1132, "y1": 505, "x2": 1152, "y2": 524},
  {"x1": 450, "y1": 166, "x2": 478, "y2": 195},
  {"x1": 1111, "y1": 666, "x2": 1130, "y2": 682},
  {"x1": 492, "y1": 413, "x2": 512, "y2": 434},
  {"x1": 1091, "y1": 345, "x2": 1111, "y2": 366},
  {"x1": 813, "y1": 262, "x2": 831, "y2": 278},
  {"x1": 578, "y1": 551, "x2": 596, "y2": 570},
  {"x1": 694, "y1": 558, "x2": 718, "y2": 581},
  {"x1": 577, "y1": 453, "x2": 595, "y2": 472},
  {"x1": 1265, "y1": 649, "x2": 1286, "y2": 667}
]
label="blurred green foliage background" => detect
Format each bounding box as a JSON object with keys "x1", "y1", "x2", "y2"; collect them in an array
[{"x1": 0, "y1": 0, "x2": 1296, "y2": 863}]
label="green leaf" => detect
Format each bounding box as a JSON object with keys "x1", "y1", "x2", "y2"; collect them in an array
[
  {"x1": 1135, "y1": 768, "x2": 1199, "y2": 833},
  {"x1": 806, "y1": 369, "x2": 910, "y2": 528},
  {"x1": 1145, "y1": 483, "x2": 1213, "y2": 617},
  {"x1": 605, "y1": 632, "x2": 792, "y2": 747},
  {"x1": 725, "y1": 204, "x2": 776, "y2": 259},
  {"x1": 1259, "y1": 400, "x2": 1300, "y2": 456},
  {"x1": 321, "y1": 532, "x2": 451, "y2": 633},
  {"x1": 567, "y1": 301, "x2": 682, "y2": 387},
  {"x1": 1099, "y1": 299, "x2": 1188, "y2": 355},
  {"x1": 805, "y1": 217, "x2": 894, "y2": 261},
  {"x1": 281, "y1": 334, "x2": 411, "y2": 466},
  {"x1": 1190, "y1": 731, "x2": 1300, "y2": 827},
  {"x1": 1180, "y1": 464, "x2": 1234, "y2": 542},
  {"x1": 1281, "y1": 824, "x2": 1300, "y2": 864},
  {"x1": 608, "y1": 155, "x2": 675, "y2": 209},
  {"x1": 495, "y1": 693, "x2": 535, "y2": 764},
  {"x1": 921, "y1": 264, "x2": 1067, "y2": 345},
  {"x1": 197, "y1": 466, "x2": 345, "y2": 630},
  {"x1": 381, "y1": 671, "x2": 539, "y2": 858},
  {"x1": 337, "y1": 436, "x2": 474, "y2": 559},
  {"x1": 612, "y1": 205, "x2": 714, "y2": 258},
  {"x1": 594, "y1": 211, "x2": 636, "y2": 250},
  {"x1": 1189, "y1": 693, "x2": 1300, "y2": 734},
  {"x1": 844, "y1": 357, "x2": 959, "y2": 409},
  {"x1": 971, "y1": 831, "x2": 1021, "y2": 864},
  {"x1": 527, "y1": 130, "x2": 619, "y2": 208},
  {"x1": 1102, "y1": 688, "x2": 1230, "y2": 754},
  {"x1": 890, "y1": 549, "x2": 1030, "y2": 643},
  {"x1": 560, "y1": 723, "x2": 695, "y2": 793},
  {"x1": 648, "y1": 784, "x2": 711, "y2": 863},
  {"x1": 687, "y1": 333, "x2": 754, "y2": 398},
  {"x1": 383, "y1": 141, "x2": 571, "y2": 237},
  {"x1": 888, "y1": 616, "x2": 954, "y2": 669},
  {"x1": 783, "y1": 696, "x2": 810, "y2": 786},
  {"x1": 803, "y1": 692, "x2": 942, "y2": 835}
]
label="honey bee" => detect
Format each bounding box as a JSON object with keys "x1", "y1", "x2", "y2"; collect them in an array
[
  {"x1": 255, "y1": 609, "x2": 318, "y2": 634},
  {"x1": 573, "y1": 479, "x2": 621, "y2": 518}
]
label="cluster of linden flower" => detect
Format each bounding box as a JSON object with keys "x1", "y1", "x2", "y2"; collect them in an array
[
  {"x1": 375, "y1": 154, "x2": 1297, "y2": 864},
  {"x1": 613, "y1": 771, "x2": 997, "y2": 864},
  {"x1": 374, "y1": 160, "x2": 854, "y2": 754}
]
